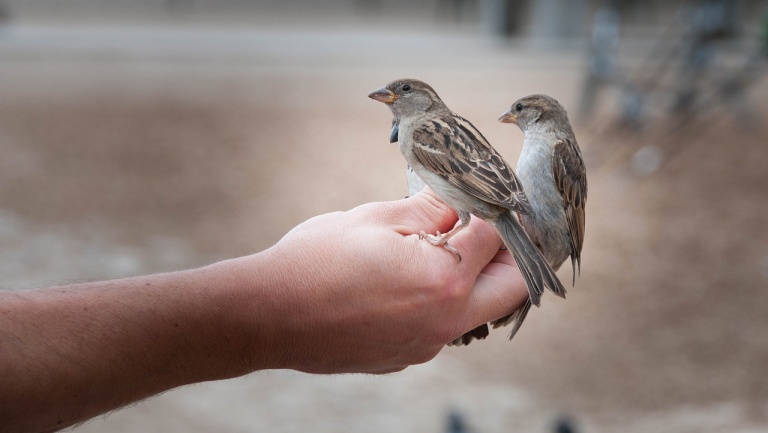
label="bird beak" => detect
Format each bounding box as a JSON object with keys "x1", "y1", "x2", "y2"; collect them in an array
[
  {"x1": 368, "y1": 88, "x2": 398, "y2": 104},
  {"x1": 498, "y1": 110, "x2": 518, "y2": 124}
]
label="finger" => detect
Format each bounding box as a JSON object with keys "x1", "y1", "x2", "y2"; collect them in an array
[
  {"x1": 432, "y1": 215, "x2": 503, "y2": 274},
  {"x1": 374, "y1": 187, "x2": 460, "y2": 236},
  {"x1": 357, "y1": 188, "x2": 502, "y2": 273},
  {"x1": 462, "y1": 249, "x2": 530, "y2": 328}
]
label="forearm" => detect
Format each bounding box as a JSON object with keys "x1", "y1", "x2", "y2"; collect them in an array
[{"x1": 0, "y1": 259, "x2": 265, "y2": 433}]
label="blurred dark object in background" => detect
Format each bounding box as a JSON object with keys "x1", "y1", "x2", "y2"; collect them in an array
[
  {"x1": 446, "y1": 409, "x2": 473, "y2": 433},
  {"x1": 553, "y1": 415, "x2": 578, "y2": 433}
]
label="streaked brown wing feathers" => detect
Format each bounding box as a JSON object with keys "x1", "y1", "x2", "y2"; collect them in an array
[
  {"x1": 411, "y1": 115, "x2": 531, "y2": 214},
  {"x1": 553, "y1": 139, "x2": 587, "y2": 270}
]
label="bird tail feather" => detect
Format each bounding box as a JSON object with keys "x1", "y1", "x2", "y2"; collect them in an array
[
  {"x1": 448, "y1": 323, "x2": 489, "y2": 346},
  {"x1": 451, "y1": 211, "x2": 565, "y2": 345},
  {"x1": 492, "y1": 297, "x2": 532, "y2": 340},
  {"x1": 493, "y1": 211, "x2": 566, "y2": 305}
]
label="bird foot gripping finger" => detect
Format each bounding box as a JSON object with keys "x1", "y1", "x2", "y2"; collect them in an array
[
  {"x1": 419, "y1": 230, "x2": 442, "y2": 242},
  {"x1": 418, "y1": 230, "x2": 462, "y2": 262}
]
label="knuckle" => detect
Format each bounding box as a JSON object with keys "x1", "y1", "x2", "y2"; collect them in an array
[
  {"x1": 436, "y1": 274, "x2": 470, "y2": 305},
  {"x1": 351, "y1": 201, "x2": 399, "y2": 223}
]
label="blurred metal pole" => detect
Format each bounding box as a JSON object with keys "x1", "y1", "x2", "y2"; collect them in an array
[
  {"x1": 578, "y1": 2, "x2": 621, "y2": 123},
  {"x1": 529, "y1": 0, "x2": 587, "y2": 42},
  {"x1": 481, "y1": 0, "x2": 587, "y2": 41},
  {"x1": 480, "y1": 0, "x2": 527, "y2": 36}
]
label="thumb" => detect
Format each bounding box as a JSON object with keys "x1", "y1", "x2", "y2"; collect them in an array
[{"x1": 388, "y1": 187, "x2": 460, "y2": 236}]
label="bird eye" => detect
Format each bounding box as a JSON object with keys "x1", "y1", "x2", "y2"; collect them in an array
[
  {"x1": 402, "y1": 84, "x2": 411, "y2": 92},
  {"x1": 515, "y1": 103, "x2": 524, "y2": 112}
]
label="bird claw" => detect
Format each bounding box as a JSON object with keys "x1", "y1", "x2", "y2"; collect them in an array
[
  {"x1": 418, "y1": 231, "x2": 462, "y2": 263},
  {"x1": 444, "y1": 244, "x2": 462, "y2": 263},
  {"x1": 419, "y1": 230, "x2": 441, "y2": 241}
]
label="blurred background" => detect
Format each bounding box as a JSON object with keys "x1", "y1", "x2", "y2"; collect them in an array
[{"x1": 1, "y1": 0, "x2": 767, "y2": 432}]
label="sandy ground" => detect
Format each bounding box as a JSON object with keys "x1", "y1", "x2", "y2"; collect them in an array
[{"x1": 1, "y1": 20, "x2": 768, "y2": 433}]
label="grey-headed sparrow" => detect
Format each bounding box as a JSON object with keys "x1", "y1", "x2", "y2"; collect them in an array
[
  {"x1": 494, "y1": 95, "x2": 587, "y2": 341},
  {"x1": 369, "y1": 79, "x2": 566, "y2": 346}
]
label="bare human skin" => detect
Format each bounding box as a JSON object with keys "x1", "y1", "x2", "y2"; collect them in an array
[{"x1": 0, "y1": 188, "x2": 528, "y2": 433}]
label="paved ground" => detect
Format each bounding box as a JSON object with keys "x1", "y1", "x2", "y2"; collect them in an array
[{"x1": 1, "y1": 20, "x2": 768, "y2": 433}]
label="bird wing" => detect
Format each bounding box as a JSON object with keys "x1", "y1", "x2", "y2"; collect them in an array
[
  {"x1": 552, "y1": 138, "x2": 587, "y2": 279},
  {"x1": 389, "y1": 118, "x2": 399, "y2": 143},
  {"x1": 411, "y1": 115, "x2": 532, "y2": 214}
]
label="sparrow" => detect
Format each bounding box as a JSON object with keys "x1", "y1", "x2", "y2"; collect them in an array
[
  {"x1": 494, "y1": 95, "x2": 587, "y2": 341},
  {"x1": 368, "y1": 79, "x2": 566, "y2": 346}
]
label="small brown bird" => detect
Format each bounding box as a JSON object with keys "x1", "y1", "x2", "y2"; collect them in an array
[
  {"x1": 368, "y1": 79, "x2": 566, "y2": 345},
  {"x1": 494, "y1": 95, "x2": 587, "y2": 341}
]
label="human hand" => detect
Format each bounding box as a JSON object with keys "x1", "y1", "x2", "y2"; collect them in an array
[
  {"x1": 216, "y1": 188, "x2": 530, "y2": 375},
  {"x1": 0, "y1": 188, "x2": 530, "y2": 432}
]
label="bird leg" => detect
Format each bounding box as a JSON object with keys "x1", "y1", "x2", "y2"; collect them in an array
[{"x1": 419, "y1": 220, "x2": 469, "y2": 263}]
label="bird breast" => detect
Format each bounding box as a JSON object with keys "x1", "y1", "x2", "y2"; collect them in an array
[{"x1": 516, "y1": 135, "x2": 571, "y2": 268}]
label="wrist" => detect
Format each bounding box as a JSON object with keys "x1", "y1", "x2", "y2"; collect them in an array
[{"x1": 193, "y1": 249, "x2": 295, "y2": 376}]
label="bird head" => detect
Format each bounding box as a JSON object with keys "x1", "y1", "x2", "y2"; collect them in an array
[
  {"x1": 499, "y1": 94, "x2": 568, "y2": 132},
  {"x1": 368, "y1": 79, "x2": 447, "y2": 118}
]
